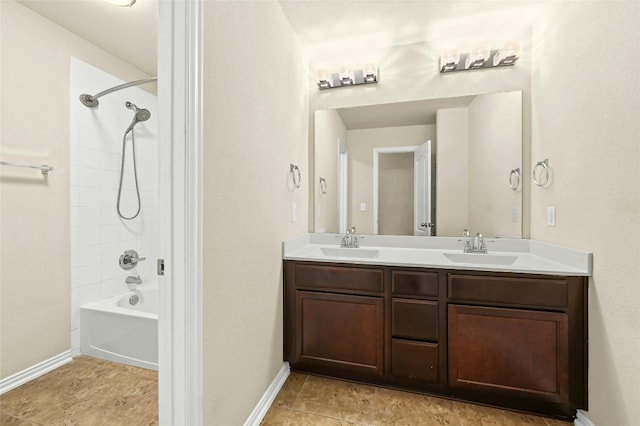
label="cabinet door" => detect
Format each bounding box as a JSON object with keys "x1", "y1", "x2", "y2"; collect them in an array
[
  {"x1": 448, "y1": 305, "x2": 569, "y2": 403},
  {"x1": 295, "y1": 291, "x2": 384, "y2": 376}
]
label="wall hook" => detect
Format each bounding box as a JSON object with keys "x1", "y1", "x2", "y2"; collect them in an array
[
  {"x1": 289, "y1": 164, "x2": 301, "y2": 189},
  {"x1": 533, "y1": 159, "x2": 550, "y2": 187},
  {"x1": 319, "y1": 177, "x2": 327, "y2": 195}
]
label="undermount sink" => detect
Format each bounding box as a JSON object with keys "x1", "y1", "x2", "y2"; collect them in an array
[
  {"x1": 320, "y1": 247, "x2": 380, "y2": 259},
  {"x1": 444, "y1": 252, "x2": 518, "y2": 266}
]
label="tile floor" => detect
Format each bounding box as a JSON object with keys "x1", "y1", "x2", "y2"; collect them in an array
[
  {"x1": 1, "y1": 359, "x2": 573, "y2": 426},
  {"x1": 0, "y1": 356, "x2": 157, "y2": 426},
  {"x1": 261, "y1": 373, "x2": 573, "y2": 426}
]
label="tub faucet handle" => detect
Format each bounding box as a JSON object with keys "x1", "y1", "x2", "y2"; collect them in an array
[{"x1": 119, "y1": 249, "x2": 146, "y2": 270}]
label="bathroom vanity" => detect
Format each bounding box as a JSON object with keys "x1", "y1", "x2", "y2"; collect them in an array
[{"x1": 283, "y1": 234, "x2": 591, "y2": 420}]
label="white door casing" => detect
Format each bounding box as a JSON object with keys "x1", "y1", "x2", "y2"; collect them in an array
[{"x1": 414, "y1": 140, "x2": 432, "y2": 236}]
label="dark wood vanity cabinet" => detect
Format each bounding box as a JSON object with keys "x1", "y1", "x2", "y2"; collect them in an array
[
  {"x1": 283, "y1": 260, "x2": 588, "y2": 420},
  {"x1": 390, "y1": 270, "x2": 443, "y2": 388},
  {"x1": 284, "y1": 262, "x2": 385, "y2": 380}
]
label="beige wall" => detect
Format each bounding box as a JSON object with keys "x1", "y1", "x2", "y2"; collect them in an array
[
  {"x1": 307, "y1": 4, "x2": 639, "y2": 423},
  {"x1": 379, "y1": 153, "x2": 413, "y2": 235},
  {"x1": 347, "y1": 125, "x2": 434, "y2": 234},
  {"x1": 436, "y1": 108, "x2": 469, "y2": 236},
  {"x1": 314, "y1": 110, "x2": 346, "y2": 233},
  {"x1": 0, "y1": 0, "x2": 149, "y2": 379},
  {"x1": 468, "y1": 92, "x2": 522, "y2": 238},
  {"x1": 529, "y1": 2, "x2": 639, "y2": 424},
  {"x1": 202, "y1": 2, "x2": 308, "y2": 424}
]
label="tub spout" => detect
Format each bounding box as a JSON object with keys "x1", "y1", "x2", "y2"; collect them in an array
[{"x1": 126, "y1": 275, "x2": 142, "y2": 285}]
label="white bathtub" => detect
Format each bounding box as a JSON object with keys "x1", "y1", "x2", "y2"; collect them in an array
[{"x1": 80, "y1": 283, "x2": 158, "y2": 370}]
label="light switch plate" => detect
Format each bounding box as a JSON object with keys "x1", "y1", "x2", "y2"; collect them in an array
[
  {"x1": 547, "y1": 206, "x2": 556, "y2": 226},
  {"x1": 291, "y1": 204, "x2": 297, "y2": 223},
  {"x1": 360, "y1": 203, "x2": 366, "y2": 212}
]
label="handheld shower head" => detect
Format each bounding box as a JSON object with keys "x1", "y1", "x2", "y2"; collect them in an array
[{"x1": 125, "y1": 101, "x2": 151, "y2": 133}]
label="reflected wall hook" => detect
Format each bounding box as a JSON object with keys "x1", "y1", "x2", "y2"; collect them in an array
[
  {"x1": 533, "y1": 159, "x2": 550, "y2": 187},
  {"x1": 509, "y1": 168, "x2": 520, "y2": 190},
  {"x1": 289, "y1": 164, "x2": 301, "y2": 189},
  {"x1": 319, "y1": 177, "x2": 327, "y2": 195}
]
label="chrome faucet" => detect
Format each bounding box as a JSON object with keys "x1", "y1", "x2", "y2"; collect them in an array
[
  {"x1": 126, "y1": 275, "x2": 142, "y2": 285},
  {"x1": 119, "y1": 249, "x2": 146, "y2": 270},
  {"x1": 340, "y1": 226, "x2": 359, "y2": 248},
  {"x1": 463, "y1": 229, "x2": 487, "y2": 253}
]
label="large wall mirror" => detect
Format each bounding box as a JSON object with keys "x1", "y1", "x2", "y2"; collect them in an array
[{"x1": 313, "y1": 91, "x2": 523, "y2": 238}]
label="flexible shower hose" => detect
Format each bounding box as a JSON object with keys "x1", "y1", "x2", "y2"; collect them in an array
[{"x1": 116, "y1": 128, "x2": 142, "y2": 220}]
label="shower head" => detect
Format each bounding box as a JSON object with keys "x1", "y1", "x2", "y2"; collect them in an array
[{"x1": 125, "y1": 101, "x2": 151, "y2": 133}]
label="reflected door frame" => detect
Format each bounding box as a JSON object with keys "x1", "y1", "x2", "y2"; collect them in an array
[{"x1": 338, "y1": 138, "x2": 348, "y2": 234}]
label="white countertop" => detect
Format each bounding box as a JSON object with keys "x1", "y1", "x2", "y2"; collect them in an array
[{"x1": 283, "y1": 234, "x2": 592, "y2": 276}]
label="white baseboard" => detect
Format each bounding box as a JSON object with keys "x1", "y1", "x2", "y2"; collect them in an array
[
  {"x1": 0, "y1": 350, "x2": 72, "y2": 395},
  {"x1": 575, "y1": 410, "x2": 595, "y2": 426},
  {"x1": 244, "y1": 362, "x2": 290, "y2": 426}
]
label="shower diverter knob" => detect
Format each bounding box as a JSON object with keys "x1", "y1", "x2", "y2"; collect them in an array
[{"x1": 119, "y1": 249, "x2": 146, "y2": 270}]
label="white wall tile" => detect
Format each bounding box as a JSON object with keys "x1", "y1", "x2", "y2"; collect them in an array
[
  {"x1": 70, "y1": 146, "x2": 101, "y2": 168},
  {"x1": 71, "y1": 225, "x2": 101, "y2": 247},
  {"x1": 101, "y1": 260, "x2": 123, "y2": 281},
  {"x1": 70, "y1": 166, "x2": 101, "y2": 188},
  {"x1": 70, "y1": 245, "x2": 101, "y2": 268},
  {"x1": 71, "y1": 263, "x2": 101, "y2": 288},
  {"x1": 71, "y1": 206, "x2": 102, "y2": 227},
  {"x1": 70, "y1": 58, "x2": 158, "y2": 352},
  {"x1": 70, "y1": 186, "x2": 101, "y2": 207},
  {"x1": 100, "y1": 224, "x2": 120, "y2": 244},
  {"x1": 71, "y1": 282, "x2": 101, "y2": 308}
]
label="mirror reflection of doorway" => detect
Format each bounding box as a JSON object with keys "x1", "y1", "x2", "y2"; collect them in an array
[
  {"x1": 379, "y1": 152, "x2": 414, "y2": 235},
  {"x1": 373, "y1": 141, "x2": 432, "y2": 236}
]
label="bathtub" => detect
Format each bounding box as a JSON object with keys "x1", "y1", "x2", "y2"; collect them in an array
[{"x1": 80, "y1": 283, "x2": 158, "y2": 370}]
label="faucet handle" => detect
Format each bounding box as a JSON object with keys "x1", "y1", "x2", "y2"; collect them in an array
[{"x1": 351, "y1": 226, "x2": 356, "y2": 234}]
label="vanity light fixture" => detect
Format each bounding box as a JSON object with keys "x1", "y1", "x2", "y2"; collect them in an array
[
  {"x1": 465, "y1": 45, "x2": 491, "y2": 69},
  {"x1": 317, "y1": 69, "x2": 332, "y2": 89},
  {"x1": 316, "y1": 64, "x2": 378, "y2": 90},
  {"x1": 493, "y1": 41, "x2": 522, "y2": 66},
  {"x1": 440, "y1": 50, "x2": 461, "y2": 72},
  {"x1": 103, "y1": 0, "x2": 136, "y2": 6},
  {"x1": 440, "y1": 41, "x2": 521, "y2": 73},
  {"x1": 339, "y1": 66, "x2": 354, "y2": 85}
]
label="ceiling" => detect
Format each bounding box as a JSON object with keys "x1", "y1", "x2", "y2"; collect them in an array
[
  {"x1": 337, "y1": 95, "x2": 475, "y2": 130},
  {"x1": 16, "y1": 1, "x2": 541, "y2": 79},
  {"x1": 16, "y1": 0, "x2": 158, "y2": 76}
]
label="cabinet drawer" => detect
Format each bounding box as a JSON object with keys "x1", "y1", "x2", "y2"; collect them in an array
[
  {"x1": 448, "y1": 274, "x2": 568, "y2": 308},
  {"x1": 294, "y1": 263, "x2": 383, "y2": 293},
  {"x1": 392, "y1": 339, "x2": 439, "y2": 383},
  {"x1": 392, "y1": 270, "x2": 438, "y2": 297},
  {"x1": 392, "y1": 299, "x2": 438, "y2": 341}
]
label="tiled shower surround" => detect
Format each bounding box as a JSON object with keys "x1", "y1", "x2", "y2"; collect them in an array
[{"x1": 69, "y1": 58, "x2": 158, "y2": 355}]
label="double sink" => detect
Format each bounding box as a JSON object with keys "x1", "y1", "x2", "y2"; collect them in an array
[{"x1": 320, "y1": 247, "x2": 518, "y2": 266}]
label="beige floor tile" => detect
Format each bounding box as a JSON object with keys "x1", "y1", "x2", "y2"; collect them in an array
[
  {"x1": 0, "y1": 356, "x2": 157, "y2": 426},
  {"x1": 374, "y1": 388, "x2": 460, "y2": 426},
  {"x1": 289, "y1": 410, "x2": 359, "y2": 426},
  {"x1": 0, "y1": 413, "x2": 42, "y2": 425},
  {"x1": 292, "y1": 376, "x2": 376, "y2": 424},
  {"x1": 543, "y1": 419, "x2": 573, "y2": 426},
  {"x1": 272, "y1": 373, "x2": 308, "y2": 408},
  {"x1": 260, "y1": 406, "x2": 292, "y2": 425},
  {"x1": 500, "y1": 410, "x2": 550, "y2": 425}
]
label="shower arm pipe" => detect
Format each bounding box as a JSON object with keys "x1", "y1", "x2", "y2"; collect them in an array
[{"x1": 79, "y1": 77, "x2": 158, "y2": 108}]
